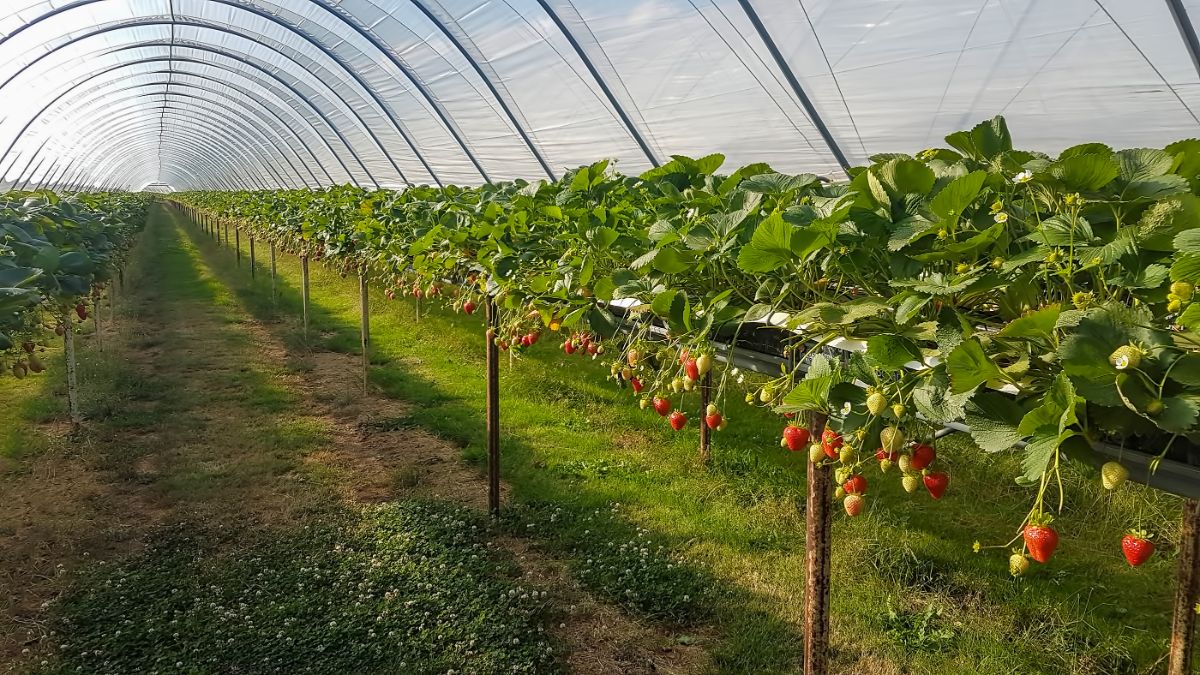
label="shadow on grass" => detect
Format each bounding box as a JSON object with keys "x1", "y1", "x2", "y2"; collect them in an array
[{"x1": 172, "y1": 209, "x2": 807, "y2": 672}]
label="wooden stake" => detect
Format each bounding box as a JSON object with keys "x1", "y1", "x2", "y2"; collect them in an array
[
  {"x1": 300, "y1": 254, "x2": 310, "y2": 344},
  {"x1": 270, "y1": 244, "x2": 277, "y2": 302},
  {"x1": 249, "y1": 237, "x2": 256, "y2": 279},
  {"x1": 803, "y1": 411, "x2": 832, "y2": 675},
  {"x1": 92, "y1": 292, "x2": 101, "y2": 352},
  {"x1": 699, "y1": 371, "x2": 713, "y2": 465},
  {"x1": 63, "y1": 311, "x2": 81, "y2": 431},
  {"x1": 235, "y1": 227, "x2": 242, "y2": 267},
  {"x1": 486, "y1": 298, "x2": 501, "y2": 517},
  {"x1": 359, "y1": 273, "x2": 370, "y2": 394},
  {"x1": 1169, "y1": 499, "x2": 1200, "y2": 675}
]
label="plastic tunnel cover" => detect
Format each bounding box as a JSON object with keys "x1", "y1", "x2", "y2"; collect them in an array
[{"x1": 1, "y1": 0, "x2": 1200, "y2": 190}]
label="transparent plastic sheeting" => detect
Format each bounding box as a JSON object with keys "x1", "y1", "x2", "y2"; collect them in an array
[{"x1": 0, "y1": 0, "x2": 1198, "y2": 192}]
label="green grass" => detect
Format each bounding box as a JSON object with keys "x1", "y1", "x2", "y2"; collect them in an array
[
  {"x1": 41, "y1": 500, "x2": 560, "y2": 674},
  {"x1": 188, "y1": 206, "x2": 1192, "y2": 673}
]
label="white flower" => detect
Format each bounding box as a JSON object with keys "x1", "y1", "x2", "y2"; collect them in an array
[
  {"x1": 994, "y1": 212, "x2": 1009, "y2": 223},
  {"x1": 841, "y1": 401, "x2": 853, "y2": 415},
  {"x1": 1114, "y1": 354, "x2": 1131, "y2": 370},
  {"x1": 1013, "y1": 170, "x2": 1033, "y2": 184}
]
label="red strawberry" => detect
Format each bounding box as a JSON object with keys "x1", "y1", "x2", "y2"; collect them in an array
[
  {"x1": 586, "y1": 342, "x2": 599, "y2": 355},
  {"x1": 782, "y1": 425, "x2": 810, "y2": 451},
  {"x1": 821, "y1": 428, "x2": 843, "y2": 459},
  {"x1": 527, "y1": 332, "x2": 540, "y2": 345},
  {"x1": 669, "y1": 410, "x2": 687, "y2": 431},
  {"x1": 684, "y1": 358, "x2": 700, "y2": 381},
  {"x1": 497, "y1": 340, "x2": 509, "y2": 351},
  {"x1": 843, "y1": 494, "x2": 864, "y2": 517},
  {"x1": 652, "y1": 397, "x2": 671, "y2": 417},
  {"x1": 463, "y1": 300, "x2": 477, "y2": 315},
  {"x1": 783, "y1": 412, "x2": 796, "y2": 420},
  {"x1": 922, "y1": 471, "x2": 949, "y2": 499},
  {"x1": 75, "y1": 303, "x2": 88, "y2": 321},
  {"x1": 563, "y1": 341, "x2": 576, "y2": 355},
  {"x1": 705, "y1": 413, "x2": 723, "y2": 429},
  {"x1": 631, "y1": 377, "x2": 644, "y2": 394},
  {"x1": 911, "y1": 443, "x2": 936, "y2": 470},
  {"x1": 874, "y1": 448, "x2": 899, "y2": 462},
  {"x1": 427, "y1": 284, "x2": 440, "y2": 296},
  {"x1": 1121, "y1": 531, "x2": 1155, "y2": 567},
  {"x1": 843, "y1": 474, "x2": 867, "y2": 495},
  {"x1": 1023, "y1": 516, "x2": 1059, "y2": 564},
  {"x1": 385, "y1": 289, "x2": 396, "y2": 301},
  {"x1": 678, "y1": 348, "x2": 690, "y2": 365}
]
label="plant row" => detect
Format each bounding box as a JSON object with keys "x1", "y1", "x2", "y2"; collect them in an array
[
  {"x1": 0, "y1": 190, "x2": 150, "y2": 375},
  {"x1": 174, "y1": 116, "x2": 1200, "y2": 572}
]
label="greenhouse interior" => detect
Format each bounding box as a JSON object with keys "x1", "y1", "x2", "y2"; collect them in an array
[{"x1": 3, "y1": 1, "x2": 1200, "y2": 673}]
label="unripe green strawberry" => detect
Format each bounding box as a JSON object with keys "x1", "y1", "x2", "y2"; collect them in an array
[
  {"x1": 1172, "y1": 281, "x2": 1195, "y2": 301},
  {"x1": 879, "y1": 458, "x2": 893, "y2": 473},
  {"x1": 839, "y1": 445, "x2": 856, "y2": 464},
  {"x1": 866, "y1": 392, "x2": 887, "y2": 416},
  {"x1": 759, "y1": 386, "x2": 774, "y2": 403},
  {"x1": 834, "y1": 486, "x2": 846, "y2": 500},
  {"x1": 1009, "y1": 553, "x2": 1030, "y2": 577},
  {"x1": 897, "y1": 454, "x2": 913, "y2": 474},
  {"x1": 781, "y1": 437, "x2": 790, "y2": 449},
  {"x1": 1147, "y1": 399, "x2": 1165, "y2": 416},
  {"x1": 1101, "y1": 461, "x2": 1129, "y2": 490},
  {"x1": 1109, "y1": 345, "x2": 1142, "y2": 371},
  {"x1": 891, "y1": 403, "x2": 907, "y2": 418},
  {"x1": 1072, "y1": 291, "x2": 1094, "y2": 310},
  {"x1": 901, "y1": 474, "x2": 921, "y2": 493},
  {"x1": 834, "y1": 467, "x2": 850, "y2": 484},
  {"x1": 706, "y1": 403, "x2": 718, "y2": 416},
  {"x1": 808, "y1": 443, "x2": 824, "y2": 464},
  {"x1": 745, "y1": 393, "x2": 755, "y2": 404},
  {"x1": 639, "y1": 398, "x2": 650, "y2": 410},
  {"x1": 880, "y1": 426, "x2": 905, "y2": 453}
]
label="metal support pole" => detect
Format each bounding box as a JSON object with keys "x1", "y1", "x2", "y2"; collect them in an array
[
  {"x1": 63, "y1": 311, "x2": 81, "y2": 431},
  {"x1": 1169, "y1": 499, "x2": 1200, "y2": 675},
  {"x1": 699, "y1": 371, "x2": 712, "y2": 465},
  {"x1": 359, "y1": 272, "x2": 370, "y2": 394},
  {"x1": 485, "y1": 298, "x2": 501, "y2": 516},
  {"x1": 804, "y1": 411, "x2": 832, "y2": 675},
  {"x1": 300, "y1": 254, "x2": 310, "y2": 344}
]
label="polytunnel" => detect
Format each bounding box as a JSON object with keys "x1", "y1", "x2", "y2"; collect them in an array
[{"x1": 2, "y1": 0, "x2": 1200, "y2": 192}]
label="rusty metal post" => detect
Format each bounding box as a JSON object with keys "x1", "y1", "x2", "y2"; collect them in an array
[
  {"x1": 699, "y1": 372, "x2": 712, "y2": 464},
  {"x1": 359, "y1": 273, "x2": 370, "y2": 393},
  {"x1": 486, "y1": 298, "x2": 501, "y2": 517},
  {"x1": 804, "y1": 411, "x2": 832, "y2": 675},
  {"x1": 1169, "y1": 499, "x2": 1200, "y2": 675}
]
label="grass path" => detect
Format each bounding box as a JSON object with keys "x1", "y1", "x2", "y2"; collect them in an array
[
  {"x1": 3, "y1": 205, "x2": 701, "y2": 674},
  {"x1": 195, "y1": 205, "x2": 1192, "y2": 673}
]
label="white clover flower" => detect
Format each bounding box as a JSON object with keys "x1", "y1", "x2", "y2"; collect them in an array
[
  {"x1": 1013, "y1": 170, "x2": 1033, "y2": 184},
  {"x1": 994, "y1": 212, "x2": 1009, "y2": 223}
]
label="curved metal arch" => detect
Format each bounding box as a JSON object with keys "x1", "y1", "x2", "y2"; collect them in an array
[
  {"x1": 0, "y1": 21, "x2": 382, "y2": 186},
  {"x1": 41, "y1": 75, "x2": 321, "y2": 188},
  {"x1": 315, "y1": 0, "x2": 550, "y2": 180},
  {"x1": 114, "y1": 137, "x2": 243, "y2": 191},
  {"x1": 85, "y1": 112, "x2": 280, "y2": 190},
  {"x1": 66, "y1": 99, "x2": 305, "y2": 190},
  {"x1": 531, "y1": 0, "x2": 660, "y2": 168},
  {"x1": 99, "y1": 138, "x2": 226, "y2": 191},
  {"x1": 24, "y1": 77, "x2": 306, "y2": 190},
  {"x1": 50, "y1": 133, "x2": 225, "y2": 192},
  {"x1": 1, "y1": 0, "x2": 460, "y2": 184},
  {"x1": 29, "y1": 88, "x2": 306, "y2": 191},
  {"x1": 0, "y1": 53, "x2": 337, "y2": 188},
  {"x1": 85, "y1": 134, "x2": 241, "y2": 191},
  {"x1": 0, "y1": 22, "x2": 406, "y2": 188}
]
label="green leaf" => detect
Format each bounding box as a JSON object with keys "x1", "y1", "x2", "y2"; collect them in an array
[
  {"x1": 929, "y1": 170, "x2": 987, "y2": 226},
  {"x1": 944, "y1": 116, "x2": 1012, "y2": 161},
  {"x1": 57, "y1": 250, "x2": 93, "y2": 275},
  {"x1": 736, "y1": 212, "x2": 793, "y2": 273},
  {"x1": 1179, "y1": 303, "x2": 1200, "y2": 330},
  {"x1": 964, "y1": 392, "x2": 1025, "y2": 452},
  {"x1": 1116, "y1": 148, "x2": 1174, "y2": 182},
  {"x1": 740, "y1": 173, "x2": 819, "y2": 195},
  {"x1": 1174, "y1": 228, "x2": 1200, "y2": 253},
  {"x1": 1021, "y1": 430, "x2": 1075, "y2": 482},
  {"x1": 1048, "y1": 153, "x2": 1119, "y2": 191},
  {"x1": 777, "y1": 355, "x2": 838, "y2": 413},
  {"x1": 912, "y1": 366, "x2": 974, "y2": 424},
  {"x1": 946, "y1": 338, "x2": 1002, "y2": 394},
  {"x1": 998, "y1": 304, "x2": 1061, "y2": 340},
  {"x1": 876, "y1": 158, "x2": 936, "y2": 197},
  {"x1": 866, "y1": 334, "x2": 923, "y2": 370},
  {"x1": 592, "y1": 275, "x2": 615, "y2": 302},
  {"x1": 1152, "y1": 396, "x2": 1200, "y2": 434},
  {"x1": 1171, "y1": 252, "x2": 1200, "y2": 282},
  {"x1": 652, "y1": 247, "x2": 693, "y2": 274},
  {"x1": 1109, "y1": 264, "x2": 1168, "y2": 290}
]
